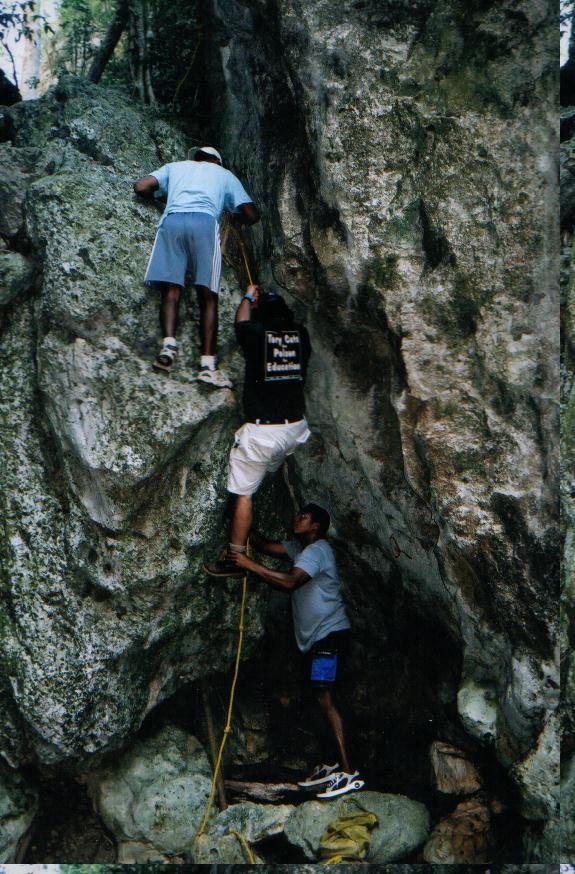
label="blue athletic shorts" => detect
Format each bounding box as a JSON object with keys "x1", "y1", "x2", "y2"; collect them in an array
[
  {"x1": 144, "y1": 212, "x2": 221, "y2": 293},
  {"x1": 304, "y1": 630, "x2": 351, "y2": 691}
]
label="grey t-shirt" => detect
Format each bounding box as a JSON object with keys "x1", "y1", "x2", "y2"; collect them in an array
[
  {"x1": 150, "y1": 161, "x2": 253, "y2": 226},
  {"x1": 282, "y1": 539, "x2": 351, "y2": 653}
]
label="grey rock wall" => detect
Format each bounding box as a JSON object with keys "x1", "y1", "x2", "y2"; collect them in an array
[
  {"x1": 0, "y1": 78, "x2": 270, "y2": 768},
  {"x1": 203, "y1": 0, "x2": 558, "y2": 853},
  {"x1": 561, "y1": 124, "x2": 575, "y2": 863},
  {"x1": 0, "y1": 0, "x2": 558, "y2": 862}
]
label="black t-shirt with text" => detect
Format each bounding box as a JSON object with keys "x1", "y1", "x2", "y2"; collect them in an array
[{"x1": 235, "y1": 318, "x2": 312, "y2": 421}]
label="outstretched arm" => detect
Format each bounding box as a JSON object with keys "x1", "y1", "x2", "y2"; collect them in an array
[
  {"x1": 133, "y1": 175, "x2": 159, "y2": 196},
  {"x1": 249, "y1": 528, "x2": 289, "y2": 558},
  {"x1": 236, "y1": 285, "x2": 260, "y2": 324},
  {"x1": 232, "y1": 551, "x2": 310, "y2": 591}
]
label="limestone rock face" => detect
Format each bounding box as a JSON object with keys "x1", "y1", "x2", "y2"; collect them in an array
[
  {"x1": 205, "y1": 0, "x2": 558, "y2": 812},
  {"x1": 561, "y1": 751, "x2": 575, "y2": 861},
  {"x1": 509, "y1": 713, "x2": 559, "y2": 822},
  {"x1": 562, "y1": 54, "x2": 575, "y2": 868},
  {"x1": 0, "y1": 78, "x2": 269, "y2": 767}
]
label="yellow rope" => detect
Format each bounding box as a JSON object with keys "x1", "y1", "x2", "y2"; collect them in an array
[
  {"x1": 231, "y1": 225, "x2": 254, "y2": 286},
  {"x1": 195, "y1": 549, "x2": 250, "y2": 841},
  {"x1": 228, "y1": 829, "x2": 257, "y2": 863}
]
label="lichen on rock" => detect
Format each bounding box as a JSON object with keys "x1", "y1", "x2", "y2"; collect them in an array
[{"x1": 0, "y1": 77, "x2": 269, "y2": 769}]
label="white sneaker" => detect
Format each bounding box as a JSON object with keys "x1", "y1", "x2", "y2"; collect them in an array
[
  {"x1": 316, "y1": 771, "x2": 365, "y2": 799},
  {"x1": 153, "y1": 340, "x2": 178, "y2": 372},
  {"x1": 196, "y1": 367, "x2": 233, "y2": 389},
  {"x1": 297, "y1": 762, "x2": 341, "y2": 788}
]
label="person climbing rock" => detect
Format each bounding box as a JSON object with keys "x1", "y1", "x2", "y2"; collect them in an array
[
  {"x1": 133, "y1": 146, "x2": 259, "y2": 386},
  {"x1": 230, "y1": 504, "x2": 364, "y2": 799},
  {"x1": 204, "y1": 285, "x2": 311, "y2": 572}
]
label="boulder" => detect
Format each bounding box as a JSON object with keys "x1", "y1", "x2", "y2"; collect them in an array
[
  {"x1": 193, "y1": 832, "x2": 264, "y2": 864},
  {"x1": 509, "y1": 713, "x2": 560, "y2": 821},
  {"x1": 193, "y1": 800, "x2": 293, "y2": 863},
  {"x1": 89, "y1": 724, "x2": 213, "y2": 860},
  {"x1": 0, "y1": 69, "x2": 20, "y2": 106},
  {"x1": 116, "y1": 842, "x2": 182, "y2": 864},
  {"x1": 422, "y1": 795, "x2": 492, "y2": 864},
  {"x1": 456, "y1": 680, "x2": 498, "y2": 745},
  {"x1": 284, "y1": 791, "x2": 429, "y2": 862},
  {"x1": 201, "y1": 799, "x2": 294, "y2": 843},
  {"x1": 429, "y1": 740, "x2": 482, "y2": 795}
]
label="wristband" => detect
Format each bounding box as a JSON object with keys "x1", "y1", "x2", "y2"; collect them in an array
[{"x1": 243, "y1": 292, "x2": 255, "y2": 303}]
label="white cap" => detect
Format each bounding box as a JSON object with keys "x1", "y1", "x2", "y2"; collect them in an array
[{"x1": 197, "y1": 146, "x2": 222, "y2": 164}]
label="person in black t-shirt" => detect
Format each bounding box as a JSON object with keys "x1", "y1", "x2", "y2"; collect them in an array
[{"x1": 205, "y1": 285, "x2": 312, "y2": 577}]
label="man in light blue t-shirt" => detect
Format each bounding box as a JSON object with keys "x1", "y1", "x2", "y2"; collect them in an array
[
  {"x1": 231, "y1": 503, "x2": 365, "y2": 799},
  {"x1": 134, "y1": 147, "x2": 259, "y2": 387}
]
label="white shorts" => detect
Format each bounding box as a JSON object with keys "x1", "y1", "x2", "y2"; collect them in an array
[{"x1": 227, "y1": 419, "x2": 311, "y2": 496}]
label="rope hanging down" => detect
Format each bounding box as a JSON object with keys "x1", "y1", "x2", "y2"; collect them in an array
[
  {"x1": 194, "y1": 229, "x2": 255, "y2": 859},
  {"x1": 231, "y1": 224, "x2": 255, "y2": 286},
  {"x1": 194, "y1": 547, "x2": 254, "y2": 863}
]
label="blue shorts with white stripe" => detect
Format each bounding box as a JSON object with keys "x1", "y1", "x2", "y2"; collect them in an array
[{"x1": 144, "y1": 211, "x2": 221, "y2": 293}]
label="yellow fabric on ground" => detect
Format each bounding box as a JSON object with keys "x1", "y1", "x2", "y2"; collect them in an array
[{"x1": 319, "y1": 799, "x2": 379, "y2": 863}]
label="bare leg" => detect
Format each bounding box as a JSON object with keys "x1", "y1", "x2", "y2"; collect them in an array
[
  {"x1": 317, "y1": 688, "x2": 351, "y2": 773},
  {"x1": 196, "y1": 284, "x2": 218, "y2": 356},
  {"x1": 160, "y1": 283, "x2": 182, "y2": 338},
  {"x1": 230, "y1": 494, "x2": 253, "y2": 547}
]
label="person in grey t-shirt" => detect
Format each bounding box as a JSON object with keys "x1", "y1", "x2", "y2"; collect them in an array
[{"x1": 231, "y1": 503, "x2": 365, "y2": 799}]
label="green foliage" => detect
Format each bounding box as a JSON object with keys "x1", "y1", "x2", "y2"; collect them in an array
[
  {"x1": 56, "y1": 0, "x2": 116, "y2": 76},
  {"x1": 54, "y1": 0, "x2": 204, "y2": 114},
  {"x1": 147, "y1": 0, "x2": 203, "y2": 114},
  {"x1": 0, "y1": 0, "x2": 51, "y2": 42}
]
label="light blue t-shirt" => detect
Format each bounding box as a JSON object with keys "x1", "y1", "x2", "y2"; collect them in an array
[
  {"x1": 150, "y1": 161, "x2": 253, "y2": 225},
  {"x1": 282, "y1": 539, "x2": 351, "y2": 653}
]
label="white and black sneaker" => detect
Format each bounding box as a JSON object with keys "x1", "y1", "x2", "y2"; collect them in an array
[
  {"x1": 196, "y1": 366, "x2": 233, "y2": 389},
  {"x1": 316, "y1": 770, "x2": 365, "y2": 799},
  {"x1": 297, "y1": 762, "x2": 341, "y2": 788}
]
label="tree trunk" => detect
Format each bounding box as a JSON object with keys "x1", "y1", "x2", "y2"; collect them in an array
[
  {"x1": 128, "y1": 0, "x2": 145, "y2": 101},
  {"x1": 87, "y1": 0, "x2": 130, "y2": 84}
]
